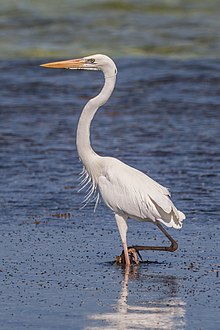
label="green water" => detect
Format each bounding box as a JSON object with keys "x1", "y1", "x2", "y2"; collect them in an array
[{"x1": 1, "y1": 0, "x2": 220, "y2": 59}]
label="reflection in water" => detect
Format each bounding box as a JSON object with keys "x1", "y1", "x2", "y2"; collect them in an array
[{"x1": 87, "y1": 266, "x2": 186, "y2": 329}]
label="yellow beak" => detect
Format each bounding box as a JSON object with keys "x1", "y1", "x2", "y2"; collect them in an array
[{"x1": 40, "y1": 58, "x2": 85, "y2": 69}]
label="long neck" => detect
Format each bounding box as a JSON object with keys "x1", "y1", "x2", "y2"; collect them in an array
[{"x1": 76, "y1": 72, "x2": 116, "y2": 169}]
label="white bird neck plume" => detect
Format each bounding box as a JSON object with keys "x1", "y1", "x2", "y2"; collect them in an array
[
  {"x1": 76, "y1": 63, "x2": 117, "y2": 208},
  {"x1": 76, "y1": 71, "x2": 117, "y2": 180}
]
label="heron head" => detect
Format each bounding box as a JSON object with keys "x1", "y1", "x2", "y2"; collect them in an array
[{"x1": 40, "y1": 54, "x2": 117, "y2": 76}]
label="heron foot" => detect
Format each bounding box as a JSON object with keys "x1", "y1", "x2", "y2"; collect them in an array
[{"x1": 115, "y1": 247, "x2": 142, "y2": 265}]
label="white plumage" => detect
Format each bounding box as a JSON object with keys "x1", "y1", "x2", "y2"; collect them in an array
[
  {"x1": 98, "y1": 157, "x2": 185, "y2": 229},
  {"x1": 41, "y1": 54, "x2": 185, "y2": 266}
]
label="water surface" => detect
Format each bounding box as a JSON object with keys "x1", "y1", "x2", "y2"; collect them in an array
[{"x1": 0, "y1": 58, "x2": 220, "y2": 329}]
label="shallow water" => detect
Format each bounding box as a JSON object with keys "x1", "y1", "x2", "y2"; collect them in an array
[{"x1": 0, "y1": 58, "x2": 220, "y2": 329}]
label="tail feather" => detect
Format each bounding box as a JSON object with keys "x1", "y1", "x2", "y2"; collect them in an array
[{"x1": 155, "y1": 204, "x2": 185, "y2": 229}]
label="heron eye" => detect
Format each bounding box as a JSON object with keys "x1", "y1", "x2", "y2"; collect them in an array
[{"x1": 88, "y1": 58, "x2": 95, "y2": 64}]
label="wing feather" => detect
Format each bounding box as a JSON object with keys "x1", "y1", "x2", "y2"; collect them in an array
[{"x1": 98, "y1": 157, "x2": 185, "y2": 229}]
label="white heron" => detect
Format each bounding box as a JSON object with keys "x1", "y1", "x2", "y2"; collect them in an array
[{"x1": 41, "y1": 54, "x2": 185, "y2": 266}]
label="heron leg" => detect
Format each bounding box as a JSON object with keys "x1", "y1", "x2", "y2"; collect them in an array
[
  {"x1": 131, "y1": 221, "x2": 178, "y2": 253},
  {"x1": 115, "y1": 220, "x2": 178, "y2": 265},
  {"x1": 115, "y1": 214, "x2": 131, "y2": 266}
]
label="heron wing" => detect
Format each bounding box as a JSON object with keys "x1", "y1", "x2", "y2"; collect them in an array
[{"x1": 98, "y1": 157, "x2": 185, "y2": 228}]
